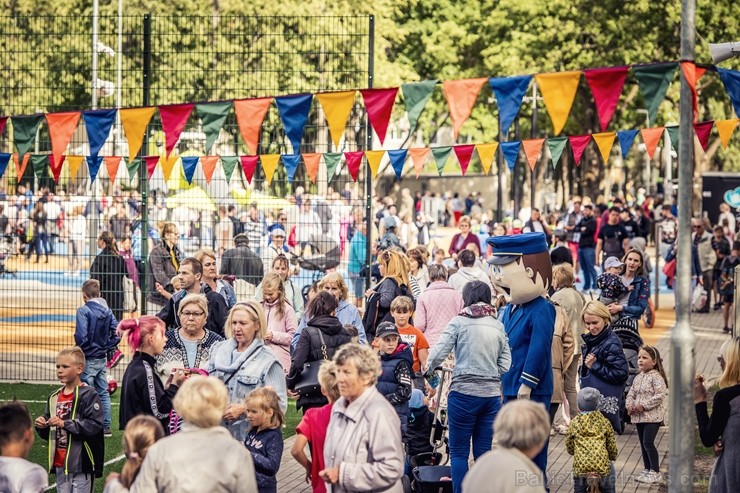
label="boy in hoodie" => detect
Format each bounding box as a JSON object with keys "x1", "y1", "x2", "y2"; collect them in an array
[
  {"x1": 74, "y1": 279, "x2": 120, "y2": 437},
  {"x1": 375, "y1": 322, "x2": 413, "y2": 435},
  {"x1": 448, "y1": 249, "x2": 493, "y2": 294}
]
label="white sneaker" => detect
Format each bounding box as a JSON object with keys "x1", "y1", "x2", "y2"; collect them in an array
[
  {"x1": 636, "y1": 471, "x2": 661, "y2": 484},
  {"x1": 635, "y1": 470, "x2": 650, "y2": 483}
]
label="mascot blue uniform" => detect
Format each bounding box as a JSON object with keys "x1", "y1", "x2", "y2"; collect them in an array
[{"x1": 487, "y1": 232, "x2": 555, "y2": 476}]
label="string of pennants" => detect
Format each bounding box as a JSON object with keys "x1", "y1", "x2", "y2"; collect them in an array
[{"x1": 0, "y1": 62, "x2": 738, "y2": 184}]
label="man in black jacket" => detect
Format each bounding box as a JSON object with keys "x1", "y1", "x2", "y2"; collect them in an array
[
  {"x1": 576, "y1": 205, "x2": 598, "y2": 292},
  {"x1": 220, "y1": 233, "x2": 264, "y2": 286}
]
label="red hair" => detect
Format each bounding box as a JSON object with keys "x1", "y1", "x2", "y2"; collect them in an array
[{"x1": 117, "y1": 316, "x2": 165, "y2": 352}]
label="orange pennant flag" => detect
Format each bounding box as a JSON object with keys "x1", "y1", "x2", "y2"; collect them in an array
[
  {"x1": 592, "y1": 132, "x2": 616, "y2": 164},
  {"x1": 442, "y1": 78, "x2": 488, "y2": 139},
  {"x1": 475, "y1": 143, "x2": 498, "y2": 175},
  {"x1": 716, "y1": 119, "x2": 739, "y2": 149},
  {"x1": 365, "y1": 150, "x2": 386, "y2": 178},
  {"x1": 316, "y1": 91, "x2": 356, "y2": 148},
  {"x1": 534, "y1": 71, "x2": 582, "y2": 135},
  {"x1": 67, "y1": 155, "x2": 84, "y2": 179},
  {"x1": 46, "y1": 112, "x2": 81, "y2": 169},
  {"x1": 640, "y1": 127, "x2": 665, "y2": 159},
  {"x1": 407, "y1": 148, "x2": 430, "y2": 178},
  {"x1": 302, "y1": 153, "x2": 322, "y2": 183},
  {"x1": 234, "y1": 98, "x2": 273, "y2": 155},
  {"x1": 120, "y1": 107, "x2": 156, "y2": 163},
  {"x1": 161, "y1": 155, "x2": 179, "y2": 181},
  {"x1": 260, "y1": 154, "x2": 280, "y2": 185},
  {"x1": 680, "y1": 62, "x2": 707, "y2": 122},
  {"x1": 200, "y1": 156, "x2": 219, "y2": 184},
  {"x1": 522, "y1": 139, "x2": 545, "y2": 172},
  {"x1": 104, "y1": 156, "x2": 121, "y2": 184},
  {"x1": 13, "y1": 153, "x2": 30, "y2": 177}
]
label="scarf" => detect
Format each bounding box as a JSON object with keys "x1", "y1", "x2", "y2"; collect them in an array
[
  {"x1": 211, "y1": 338, "x2": 264, "y2": 374},
  {"x1": 459, "y1": 302, "x2": 498, "y2": 319}
]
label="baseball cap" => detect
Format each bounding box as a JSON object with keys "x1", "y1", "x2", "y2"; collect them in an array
[
  {"x1": 376, "y1": 321, "x2": 400, "y2": 339},
  {"x1": 271, "y1": 227, "x2": 286, "y2": 238},
  {"x1": 604, "y1": 256, "x2": 624, "y2": 270}
]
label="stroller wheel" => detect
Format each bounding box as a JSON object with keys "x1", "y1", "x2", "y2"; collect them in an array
[{"x1": 401, "y1": 474, "x2": 412, "y2": 493}]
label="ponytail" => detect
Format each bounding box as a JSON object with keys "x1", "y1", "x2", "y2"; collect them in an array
[
  {"x1": 117, "y1": 316, "x2": 165, "y2": 352},
  {"x1": 306, "y1": 290, "x2": 338, "y2": 319}
]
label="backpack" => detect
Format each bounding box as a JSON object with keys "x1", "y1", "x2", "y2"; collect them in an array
[{"x1": 362, "y1": 278, "x2": 415, "y2": 339}]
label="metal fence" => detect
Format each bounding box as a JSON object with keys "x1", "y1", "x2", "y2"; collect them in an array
[{"x1": 0, "y1": 14, "x2": 373, "y2": 381}]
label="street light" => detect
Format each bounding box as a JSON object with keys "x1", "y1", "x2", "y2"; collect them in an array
[{"x1": 710, "y1": 41, "x2": 740, "y2": 64}]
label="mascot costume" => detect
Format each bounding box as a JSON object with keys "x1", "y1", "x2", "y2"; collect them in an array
[{"x1": 487, "y1": 232, "x2": 555, "y2": 475}]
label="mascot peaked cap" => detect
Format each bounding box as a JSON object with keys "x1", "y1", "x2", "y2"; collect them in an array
[{"x1": 486, "y1": 232, "x2": 549, "y2": 265}]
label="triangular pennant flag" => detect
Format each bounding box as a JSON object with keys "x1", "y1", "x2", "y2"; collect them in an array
[
  {"x1": 681, "y1": 62, "x2": 707, "y2": 122},
  {"x1": 46, "y1": 112, "x2": 81, "y2": 168},
  {"x1": 0, "y1": 153, "x2": 10, "y2": 178},
  {"x1": 617, "y1": 130, "x2": 640, "y2": 159},
  {"x1": 281, "y1": 154, "x2": 301, "y2": 183},
  {"x1": 431, "y1": 147, "x2": 453, "y2": 176},
  {"x1": 365, "y1": 150, "x2": 385, "y2": 179},
  {"x1": 233, "y1": 98, "x2": 272, "y2": 154},
  {"x1": 196, "y1": 101, "x2": 233, "y2": 154},
  {"x1": 104, "y1": 156, "x2": 121, "y2": 184},
  {"x1": 159, "y1": 103, "x2": 194, "y2": 157},
  {"x1": 240, "y1": 155, "x2": 259, "y2": 184},
  {"x1": 67, "y1": 155, "x2": 84, "y2": 179},
  {"x1": 324, "y1": 153, "x2": 342, "y2": 182},
  {"x1": 694, "y1": 121, "x2": 714, "y2": 152},
  {"x1": 200, "y1": 156, "x2": 219, "y2": 184},
  {"x1": 640, "y1": 127, "x2": 665, "y2": 160},
  {"x1": 546, "y1": 137, "x2": 568, "y2": 169},
  {"x1": 302, "y1": 153, "x2": 322, "y2": 183},
  {"x1": 488, "y1": 75, "x2": 533, "y2": 136},
  {"x1": 220, "y1": 156, "x2": 238, "y2": 183},
  {"x1": 535, "y1": 71, "x2": 582, "y2": 135},
  {"x1": 592, "y1": 132, "x2": 617, "y2": 164},
  {"x1": 633, "y1": 63, "x2": 678, "y2": 125},
  {"x1": 344, "y1": 151, "x2": 364, "y2": 182},
  {"x1": 13, "y1": 153, "x2": 30, "y2": 177},
  {"x1": 11, "y1": 114, "x2": 44, "y2": 161},
  {"x1": 475, "y1": 143, "x2": 498, "y2": 175},
  {"x1": 50, "y1": 155, "x2": 65, "y2": 183},
  {"x1": 408, "y1": 147, "x2": 431, "y2": 178},
  {"x1": 569, "y1": 135, "x2": 592, "y2": 166},
  {"x1": 665, "y1": 126, "x2": 679, "y2": 153},
  {"x1": 275, "y1": 94, "x2": 313, "y2": 153},
  {"x1": 453, "y1": 144, "x2": 476, "y2": 176},
  {"x1": 86, "y1": 155, "x2": 104, "y2": 182},
  {"x1": 716, "y1": 119, "x2": 739, "y2": 149},
  {"x1": 388, "y1": 149, "x2": 409, "y2": 179},
  {"x1": 144, "y1": 156, "x2": 160, "y2": 180},
  {"x1": 261, "y1": 154, "x2": 281, "y2": 185},
  {"x1": 120, "y1": 107, "x2": 156, "y2": 163},
  {"x1": 584, "y1": 66, "x2": 629, "y2": 131},
  {"x1": 161, "y1": 155, "x2": 179, "y2": 181},
  {"x1": 126, "y1": 157, "x2": 140, "y2": 181},
  {"x1": 83, "y1": 109, "x2": 116, "y2": 160},
  {"x1": 0, "y1": 117, "x2": 7, "y2": 136},
  {"x1": 718, "y1": 69, "x2": 740, "y2": 118},
  {"x1": 401, "y1": 80, "x2": 437, "y2": 133},
  {"x1": 500, "y1": 141, "x2": 521, "y2": 172},
  {"x1": 316, "y1": 91, "x2": 356, "y2": 147},
  {"x1": 360, "y1": 88, "x2": 399, "y2": 145},
  {"x1": 442, "y1": 78, "x2": 488, "y2": 139},
  {"x1": 181, "y1": 156, "x2": 200, "y2": 184},
  {"x1": 522, "y1": 139, "x2": 545, "y2": 172},
  {"x1": 30, "y1": 154, "x2": 49, "y2": 178}
]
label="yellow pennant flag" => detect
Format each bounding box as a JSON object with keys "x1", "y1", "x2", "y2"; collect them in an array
[
  {"x1": 475, "y1": 143, "x2": 498, "y2": 175},
  {"x1": 316, "y1": 91, "x2": 356, "y2": 148},
  {"x1": 534, "y1": 71, "x2": 582, "y2": 135},
  {"x1": 407, "y1": 148, "x2": 430, "y2": 178},
  {"x1": 592, "y1": 132, "x2": 616, "y2": 164},
  {"x1": 67, "y1": 155, "x2": 84, "y2": 179},
  {"x1": 120, "y1": 107, "x2": 156, "y2": 163},
  {"x1": 716, "y1": 119, "x2": 739, "y2": 149},
  {"x1": 161, "y1": 155, "x2": 179, "y2": 181},
  {"x1": 365, "y1": 150, "x2": 386, "y2": 178},
  {"x1": 104, "y1": 156, "x2": 121, "y2": 184},
  {"x1": 260, "y1": 154, "x2": 280, "y2": 185}
]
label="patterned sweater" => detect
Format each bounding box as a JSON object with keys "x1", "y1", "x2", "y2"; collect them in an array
[
  {"x1": 625, "y1": 369, "x2": 667, "y2": 424},
  {"x1": 414, "y1": 281, "x2": 464, "y2": 348},
  {"x1": 155, "y1": 328, "x2": 224, "y2": 382},
  {"x1": 566, "y1": 410, "x2": 618, "y2": 477}
]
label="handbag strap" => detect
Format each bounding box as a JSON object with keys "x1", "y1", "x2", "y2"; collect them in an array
[{"x1": 317, "y1": 329, "x2": 328, "y2": 360}]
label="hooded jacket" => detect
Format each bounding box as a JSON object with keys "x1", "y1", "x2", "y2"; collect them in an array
[
  {"x1": 565, "y1": 410, "x2": 618, "y2": 477},
  {"x1": 377, "y1": 343, "x2": 413, "y2": 434},
  {"x1": 580, "y1": 327, "x2": 629, "y2": 386},
  {"x1": 74, "y1": 298, "x2": 120, "y2": 359},
  {"x1": 448, "y1": 266, "x2": 493, "y2": 293}
]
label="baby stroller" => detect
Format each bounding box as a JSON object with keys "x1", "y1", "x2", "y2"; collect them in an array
[
  {"x1": 0, "y1": 238, "x2": 17, "y2": 277},
  {"x1": 613, "y1": 319, "x2": 644, "y2": 431},
  {"x1": 294, "y1": 234, "x2": 341, "y2": 299}
]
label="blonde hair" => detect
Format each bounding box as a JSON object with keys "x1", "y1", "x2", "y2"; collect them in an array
[
  {"x1": 552, "y1": 263, "x2": 575, "y2": 289},
  {"x1": 120, "y1": 416, "x2": 165, "y2": 488},
  {"x1": 390, "y1": 296, "x2": 414, "y2": 313},
  {"x1": 719, "y1": 337, "x2": 740, "y2": 389},
  {"x1": 225, "y1": 301, "x2": 266, "y2": 340},
  {"x1": 493, "y1": 400, "x2": 550, "y2": 451},
  {"x1": 379, "y1": 249, "x2": 410, "y2": 288},
  {"x1": 333, "y1": 343, "x2": 382, "y2": 385},
  {"x1": 193, "y1": 248, "x2": 217, "y2": 264},
  {"x1": 244, "y1": 387, "x2": 285, "y2": 430},
  {"x1": 58, "y1": 347, "x2": 85, "y2": 368},
  {"x1": 178, "y1": 293, "x2": 209, "y2": 321},
  {"x1": 173, "y1": 376, "x2": 228, "y2": 428},
  {"x1": 261, "y1": 272, "x2": 288, "y2": 318},
  {"x1": 318, "y1": 272, "x2": 349, "y2": 301},
  {"x1": 581, "y1": 300, "x2": 611, "y2": 327},
  {"x1": 318, "y1": 360, "x2": 340, "y2": 403}
]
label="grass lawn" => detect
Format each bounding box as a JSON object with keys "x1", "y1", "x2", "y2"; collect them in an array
[{"x1": 0, "y1": 382, "x2": 300, "y2": 493}]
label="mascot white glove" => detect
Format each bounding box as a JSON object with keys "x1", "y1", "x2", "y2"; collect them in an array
[{"x1": 517, "y1": 383, "x2": 532, "y2": 400}]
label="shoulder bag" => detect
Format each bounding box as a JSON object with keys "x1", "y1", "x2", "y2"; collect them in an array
[{"x1": 294, "y1": 329, "x2": 329, "y2": 397}]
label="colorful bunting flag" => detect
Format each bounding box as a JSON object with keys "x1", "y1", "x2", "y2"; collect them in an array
[
  {"x1": 196, "y1": 101, "x2": 233, "y2": 154},
  {"x1": 344, "y1": 151, "x2": 364, "y2": 182},
  {"x1": 13, "y1": 153, "x2": 30, "y2": 177},
  {"x1": 388, "y1": 149, "x2": 408, "y2": 179},
  {"x1": 584, "y1": 66, "x2": 629, "y2": 131},
  {"x1": 182, "y1": 156, "x2": 200, "y2": 184},
  {"x1": 633, "y1": 63, "x2": 678, "y2": 125},
  {"x1": 221, "y1": 156, "x2": 239, "y2": 183},
  {"x1": 126, "y1": 157, "x2": 140, "y2": 181},
  {"x1": 535, "y1": 71, "x2": 582, "y2": 135},
  {"x1": 640, "y1": 127, "x2": 665, "y2": 159},
  {"x1": 324, "y1": 153, "x2": 342, "y2": 182},
  {"x1": 316, "y1": 91, "x2": 356, "y2": 147},
  {"x1": 717, "y1": 69, "x2": 740, "y2": 118},
  {"x1": 431, "y1": 146, "x2": 453, "y2": 176},
  {"x1": 694, "y1": 121, "x2": 713, "y2": 152},
  {"x1": 522, "y1": 139, "x2": 544, "y2": 171},
  {"x1": 500, "y1": 141, "x2": 521, "y2": 172},
  {"x1": 665, "y1": 126, "x2": 679, "y2": 153},
  {"x1": 681, "y1": 62, "x2": 707, "y2": 122},
  {"x1": 105, "y1": 156, "x2": 121, "y2": 184},
  {"x1": 86, "y1": 155, "x2": 104, "y2": 182},
  {"x1": 50, "y1": 155, "x2": 65, "y2": 183},
  {"x1": 0, "y1": 117, "x2": 6, "y2": 136},
  {"x1": 275, "y1": 94, "x2": 313, "y2": 153},
  {"x1": 716, "y1": 119, "x2": 739, "y2": 149},
  {"x1": 453, "y1": 144, "x2": 475, "y2": 176},
  {"x1": 30, "y1": 155, "x2": 48, "y2": 178},
  {"x1": 365, "y1": 150, "x2": 386, "y2": 179},
  {"x1": 302, "y1": 153, "x2": 322, "y2": 183},
  {"x1": 592, "y1": 132, "x2": 616, "y2": 164},
  {"x1": 360, "y1": 88, "x2": 398, "y2": 145},
  {"x1": 234, "y1": 98, "x2": 272, "y2": 154},
  {"x1": 144, "y1": 156, "x2": 161, "y2": 180},
  {"x1": 0, "y1": 153, "x2": 10, "y2": 178},
  {"x1": 408, "y1": 147, "x2": 431, "y2": 178},
  {"x1": 489, "y1": 75, "x2": 532, "y2": 136},
  {"x1": 11, "y1": 114, "x2": 44, "y2": 161},
  {"x1": 240, "y1": 155, "x2": 259, "y2": 184},
  {"x1": 159, "y1": 103, "x2": 194, "y2": 157},
  {"x1": 617, "y1": 130, "x2": 640, "y2": 159},
  {"x1": 120, "y1": 107, "x2": 156, "y2": 163},
  {"x1": 401, "y1": 80, "x2": 437, "y2": 133},
  {"x1": 281, "y1": 154, "x2": 301, "y2": 183},
  {"x1": 200, "y1": 156, "x2": 219, "y2": 184},
  {"x1": 475, "y1": 143, "x2": 498, "y2": 175},
  {"x1": 546, "y1": 137, "x2": 568, "y2": 169},
  {"x1": 46, "y1": 112, "x2": 81, "y2": 169},
  {"x1": 161, "y1": 155, "x2": 179, "y2": 181},
  {"x1": 83, "y1": 109, "x2": 116, "y2": 161},
  {"x1": 569, "y1": 135, "x2": 592, "y2": 166},
  {"x1": 67, "y1": 155, "x2": 85, "y2": 180},
  {"x1": 442, "y1": 78, "x2": 488, "y2": 139}
]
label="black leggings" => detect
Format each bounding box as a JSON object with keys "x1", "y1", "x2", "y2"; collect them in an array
[{"x1": 636, "y1": 423, "x2": 661, "y2": 472}]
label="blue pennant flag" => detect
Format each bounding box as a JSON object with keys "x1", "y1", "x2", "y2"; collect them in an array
[
  {"x1": 0, "y1": 153, "x2": 10, "y2": 178},
  {"x1": 387, "y1": 149, "x2": 408, "y2": 179},
  {"x1": 83, "y1": 109, "x2": 116, "y2": 161},
  {"x1": 500, "y1": 141, "x2": 521, "y2": 172},
  {"x1": 617, "y1": 130, "x2": 639, "y2": 159},
  {"x1": 489, "y1": 75, "x2": 533, "y2": 137},
  {"x1": 86, "y1": 155, "x2": 104, "y2": 183},
  {"x1": 281, "y1": 154, "x2": 301, "y2": 183},
  {"x1": 275, "y1": 94, "x2": 313, "y2": 153},
  {"x1": 718, "y1": 68, "x2": 740, "y2": 118},
  {"x1": 181, "y1": 156, "x2": 200, "y2": 184}
]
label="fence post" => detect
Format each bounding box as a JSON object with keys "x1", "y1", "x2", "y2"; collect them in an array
[
  {"x1": 655, "y1": 223, "x2": 661, "y2": 310},
  {"x1": 363, "y1": 14, "x2": 374, "y2": 294},
  {"x1": 139, "y1": 13, "x2": 152, "y2": 312}
]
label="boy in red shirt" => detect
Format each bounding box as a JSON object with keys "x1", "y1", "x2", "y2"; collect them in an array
[{"x1": 391, "y1": 296, "x2": 430, "y2": 391}]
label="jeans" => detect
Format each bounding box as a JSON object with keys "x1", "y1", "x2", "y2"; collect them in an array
[
  {"x1": 447, "y1": 391, "x2": 502, "y2": 493},
  {"x1": 636, "y1": 423, "x2": 661, "y2": 472},
  {"x1": 81, "y1": 358, "x2": 111, "y2": 429},
  {"x1": 579, "y1": 247, "x2": 597, "y2": 290},
  {"x1": 56, "y1": 469, "x2": 93, "y2": 493},
  {"x1": 573, "y1": 463, "x2": 616, "y2": 493}
]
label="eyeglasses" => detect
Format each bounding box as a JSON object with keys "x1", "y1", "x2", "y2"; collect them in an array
[{"x1": 181, "y1": 311, "x2": 205, "y2": 318}]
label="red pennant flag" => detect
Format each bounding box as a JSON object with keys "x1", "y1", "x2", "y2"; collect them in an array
[
  {"x1": 681, "y1": 62, "x2": 706, "y2": 122},
  {"x1": 408, "y1": 148, "x2": 430, "y2": 177},
  {"x1": 344, "y1": 151, "x2": 364, "y2": 182},
  {"x1": 453, "y1": 144, "x2": 476, "y2": 176},
  {"x1": 144, "y1": 156, "x2": 160, "y2": 179},
  {"x1": 640, "y1": 127, "x2": 665, "y2": 159},
  {"x1": 46, "y1": 112, "x2": 81, "y2": 170},
  {"x1": 522, "y1": 139, "x2": 545, "y2": 171},
  {"x1": 104, "y1": 156, "x2": 121, "y2": 183},
  {"x1": 13, "y1": 153, "x2": 30, "y2": 177},
  {"x1": 234, "y1": 98, "x2": 272, "y2": 154},
  {"x1": 49, "y1": 155, "x2": 65, "y2": 183},
  {"x1": 569, "y1": 135, "x2": 592, "y2": 166},
  {"x1": 584, "y1": 66, "x2": 629, "y2": 131},
  {"x1": 240, "y1": 155, "x2": 259, "y2": 184},
  {"x1": 0, "y1": 116, "x2": 7, "y2": 135},
  {"x1": 360, "y1": 88, "x2": 398, "y2": 145},
  {"x1": 302, "y1": 153, "x2": 321, "y2": 183},
  {"x1": 159, "y1": 103, "x2": 194, "y2": 157},
  {"x1": 442, "y1": 78, "x2": 488, "y2": 139},
  {"x1": 201, "y1": 156, "x2": 219, "y2": 184},
  {"x1": 694, "y1": 121, "x2": 714, "y2": 151}
]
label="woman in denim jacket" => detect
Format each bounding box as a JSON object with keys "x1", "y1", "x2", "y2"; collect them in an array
[
  {"x1": 207, "y1": 301, "x2": 287, "y2": 442},
  {"x1": 606, "y1": 249, "x2": 650, "y2": 323}
]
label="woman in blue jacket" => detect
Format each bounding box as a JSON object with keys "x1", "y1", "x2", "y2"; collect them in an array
[{"x1": 605, "y1": 248, "x2": 651, "y2": 329}]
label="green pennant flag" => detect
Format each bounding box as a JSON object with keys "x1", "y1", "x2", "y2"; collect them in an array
[
  {"x1": 30, "y1": 154, "x2": 49, "y2": 178},
  {"x1": 546, "y1": 137, "x2": 568, "y2": 169},
  {"x1": 126, "y1": 157, "x2": 140, "y2": 181},
  {"x1": 11, "y1": 114, "x2": 44, "y2": 161},
  {"x1": 196, "y1": 101, "x2": 233, "y2": 154},
  {"x1": 665, "y1": 125, "x2": 679, "y2": 153},
  {"x1": 431, "y1": 146, "x2": 453, "y2": 176},
  {"x1": 633, "y1": 63, "x2": 678, "y2": 125},
  {"x1": 221, "y1": 156, "x2": 239, "y2": 183},
  {"x1": 324, "y1": 152, "x2": 342, "y2": 182},
  {"x1": 401, "y1": 80, "x2": 438, "y2": 133}
]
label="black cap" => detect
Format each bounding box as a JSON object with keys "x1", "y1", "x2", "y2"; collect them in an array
[{"x1": 376, "y1": 321, "x2": 400, "y2": 339}]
